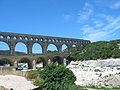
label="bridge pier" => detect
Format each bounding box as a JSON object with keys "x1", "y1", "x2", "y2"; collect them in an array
[
  {"x1": 14, "y1": 61, "x2": 17, "y2": 67},
  {"x1": 48, "y1": 59, "x2": 51, "y2": 64},
  {"x1": 68, "y1": 46, "x2": 72, "y2": 54},
  {"x1": 42, "y1": 45, "x2": 47, "y2": 54},
  {"x1": 63, "y1": 58, "x2": 67, "y2": 65},
  {"x1": 27, "y1": 45, "x2": 32, "y2": 54},
  {"x1": 0, "y1": 32, "x2": 91, "y2": 68},
  {"x1": 10, "y1": 46, "x2": 15, "y2": 55},
  {"x1": 32, "y1": 60, "x2": 36, "y2": 69},
  {"x1": 57, "y1": 45, "x2": 62, "y2": 53}
]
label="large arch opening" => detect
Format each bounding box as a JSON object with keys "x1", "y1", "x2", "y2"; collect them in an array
[
  {"x1": 0, "y1": 41, "x2": 10, "y2": 55},
  {"x1": 35, "y1": 57, "x2": 45, "y2": 69},
  {"x1": 0, "y1": 58, "x2": 11, "y2": 66},
  {"x1": 17, "y1": 58, "x2": 32, "y2": 70},
  {"x1": 15, "y1": 42, "x2": 27, "y2": 54},
  {"x1": 53, "y1": 56, "x2": 63, "y2": 64},
  {"x1": 32, "y1": 43, "x2": 42, "y2": 54},
  {"x1": 66, "y1": 56, "x2": 74, "y2": 65},
  {"x1": 62, "y1": 44, "x2": 68, "y2": 53},
  {"x1": 72, "y1": 44, "x2": 77, "y2": 51},
  {"x1": 47, "y1": 44, "x2": 58, "y2": 53}
]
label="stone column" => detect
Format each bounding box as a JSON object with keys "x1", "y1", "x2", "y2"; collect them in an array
[
  {"x1": 27, "y1": 45, "x2": 32, "y2": 54},
  {"x1": 63, "y1": 58, "x2": 67, "y2": 65},
  {"x1": 32, "y1": 60, "x2": 36, "y2": 69},
  {"x1": 9, "y1": 45, "x2": 15, "y2": 55},
  {"x1": 48, "y1": 59, "x2": 51, "y2": 64},
  {"x1": 42, "y1": 45, "x2": 47, "y2": 54},
  {"x1": 57, "y1": 45, "x2": 62, "y2": 53},
  {"x1": 68, "y1": 46, "x2": 72, "y2": 54},
  {"x1": 14, "y1": 61, "x2": 17, "y2": 67}
]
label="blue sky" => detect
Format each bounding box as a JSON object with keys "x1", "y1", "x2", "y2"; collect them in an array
[
  {"x1": 0, "y1": 0, "x2": 120, "y2": 52},
  {"x1": 1, "y1": 0, "x2": 120, "y2": 42}
]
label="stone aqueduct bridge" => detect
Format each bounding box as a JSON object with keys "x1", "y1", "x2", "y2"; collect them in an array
[{"x1": 0, "y1": 32, "x2": 90, "y2": 68}]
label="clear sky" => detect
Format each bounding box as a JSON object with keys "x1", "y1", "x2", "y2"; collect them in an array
[
  {"x1": 1, "y1": 0, "x2": 120, "y2": 42},
  {"x1": 0, "y1": 0, "x2": 120, "y2": 53}
]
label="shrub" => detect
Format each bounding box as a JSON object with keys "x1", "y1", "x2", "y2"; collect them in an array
[{"x1": 34, "y1": 63, "x2": 76, "y2": 90}]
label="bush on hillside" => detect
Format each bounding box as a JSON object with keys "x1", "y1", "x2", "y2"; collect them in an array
[
  {"x1": 71, "y1": 40, "x2": 120, "y2": 60},
  {"x1": 34, "y1": 63, "x2": 76, "y2": 90}
]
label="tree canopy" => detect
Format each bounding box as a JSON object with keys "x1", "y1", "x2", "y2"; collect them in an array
[{"x1": 71, "y1": 39, "x2": 120, "y2": 60}]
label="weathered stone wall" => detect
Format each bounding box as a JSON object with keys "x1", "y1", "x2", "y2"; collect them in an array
[
  {"x1": 0, "y1": 66, "x2": 27, "y2": 77},
  {"x1": 0, "y1": 66, "x2": 16, "y2": 74},
  {"x1": 0, "y1": 32, "x2": 90, "y2": 68},
  {"x1": 0, "y1": 32, "x2": 91, "y2": 54}
]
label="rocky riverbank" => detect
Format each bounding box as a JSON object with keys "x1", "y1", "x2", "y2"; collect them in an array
[
  {"x1": 67, "y1": 58, "x2": 120, "y2": 88},
  {"x1": 0, "y1": 75, "x2": 37, "y2": 90}
]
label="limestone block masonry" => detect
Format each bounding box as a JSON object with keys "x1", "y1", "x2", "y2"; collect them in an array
[
  {"x1": 0, "y1": 32, "x2": 90, "y2": 54},
  {"x1": 0, "y1": 32, "x2": 91, "y2": 67}
]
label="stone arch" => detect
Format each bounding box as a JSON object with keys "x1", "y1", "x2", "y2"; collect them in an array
[
  {"x1": 0, "y1": 58, "x2": 12, "y2": 66},
  {"x1": 19, "y1": 36, "x2": 23, "y2": 40},
  {"x1": 72, "y1": 44, "x2": 77, "y2": 51},
  {"x1": 0, "y1": 41, "x2": 10, "y2": 55},
  {"x1": 53, "y1": 56, "x2": 63, "y2": 64},
  {"x1": 17, "y1": 58, "x2": 32, "y2": 69},
  {"x1": 32, "y1": 43, "x2": 42, "y2": 54},
  {"x1": 62, "y1": 44, "x2": 68, "y2": 53},
  {"x1": 0, "y1": 35, "x2": 4, "y2": 38},
  {"x1": 13, "y1": 36, "x2": 17, "y2": 39},
  {"x1": 35, "y1": 57, "x2": 46, "y2": 69},
  {"x1": 25, "y1": 37, "x2": 28, "y2": 40},
  {"x1": 7, "y1": 36, "x2": 10, "y2": 39},
  {"x1": 66, "y1": 56, "x2": 73, "y2": 65},
  {"x1": 15, "y1": 42, "x2": 27, "y2": 54},
  {"x1": 47, "y1": 44, "x2": 58, "y2": 53}
]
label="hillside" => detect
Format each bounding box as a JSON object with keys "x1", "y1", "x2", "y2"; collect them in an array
[{"x1": 71, "y1": 39, "x2": 120, "y2": 60}]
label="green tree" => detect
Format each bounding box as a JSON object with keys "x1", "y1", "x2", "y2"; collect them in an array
[
  {"x1": 34, "y1": 63, "x2": 76, "y2": 90},
  {"x1": 71, "y1": 40, "x2": 120, "y2": 60}
]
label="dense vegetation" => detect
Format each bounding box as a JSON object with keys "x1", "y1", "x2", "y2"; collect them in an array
[
  {"x1": 34, "y1": 63, "x2": 77, "y2": 90},
  {"x1": 71, "y1": 39, "x2": 120, "y2": 60}
]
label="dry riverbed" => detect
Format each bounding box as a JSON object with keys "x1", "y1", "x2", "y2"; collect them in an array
[
  {"x1": 1, "y1": 58, "x2": 120, "y2": 90},
  {"x1": 67, "y1": 58, "x2": 120, "y2": 88},
  {"x1": 0, "y1": 75, "x2": 37, "y2": 90}
]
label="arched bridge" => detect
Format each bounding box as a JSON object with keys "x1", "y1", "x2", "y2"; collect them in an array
[
  {"x1": 0, "y1": 32, "x2": 90, "y2": 54},
  {"x1": 0, "y1": 32, "x2": 90, "y2": 68}
]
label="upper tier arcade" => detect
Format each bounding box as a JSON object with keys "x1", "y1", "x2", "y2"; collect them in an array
[{"x1": 0, "y1": 32, "x2": 91, "y2": 55}]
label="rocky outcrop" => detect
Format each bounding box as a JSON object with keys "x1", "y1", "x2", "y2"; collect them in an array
[
  {"x1": 0, "y1": 86, "x2": 8, "y2": 90},
  {"x1": 67, "y1": 58, "x2": 120, "y2": 87}
]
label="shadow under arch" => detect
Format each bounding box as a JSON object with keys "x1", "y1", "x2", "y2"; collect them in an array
[
  {"x1": 0, "y1": 58, "x2": 12, "y2": 66},
  {"x1": 35, "y1": 57, "x2": 46, "y2": 68},
  {"x1": 18, "y1": 58, "x2": 32, "y2": 69},
  {"x1": 35, "y1": 57, "x2": 47, "y2": 66},
  {"x1": 66, "y1": 56, "x2": 74, "y2": 65},
  {"x1": 32, "y1": 43, "x2": 42, "y2": 54},
  {"x1": 47, "y1": 44, "x2": 58, "y2": 53},
  {"x1": 15, "y1": 42, "x2": 27, "y2": 54},
  {"x1": 53, "y1": 56, "x2": 63, "y2": 64},
  {"x1": 0, "y1": 41, "x2": 10, "y2": 55}
]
